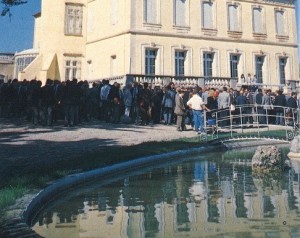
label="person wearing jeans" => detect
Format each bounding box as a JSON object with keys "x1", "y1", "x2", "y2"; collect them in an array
[
  {"x1": 187, "y1": 89, "x2": 210, "y2": 134},
  {"x1": 193, "y1": 110, "x2": 204, "y2": 133}
]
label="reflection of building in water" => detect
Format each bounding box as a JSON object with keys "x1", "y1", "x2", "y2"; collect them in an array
[{"x1": 33, "y1": 159, "x2": 300, "y2": 238}]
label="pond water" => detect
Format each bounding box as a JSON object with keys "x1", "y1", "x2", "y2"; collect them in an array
[{"x1": 32, "y1": 149, "x2": 300, "y2": 238}]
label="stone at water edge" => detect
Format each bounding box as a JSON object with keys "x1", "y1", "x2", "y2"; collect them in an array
[
  {"x1": 288, "y1": 136, "x2": 300, "y2": 160},
  {"x1": 252, "y1": 146, "x2": 286, "y2": 172}
]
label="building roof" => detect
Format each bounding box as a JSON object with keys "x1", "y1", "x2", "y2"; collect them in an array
[
  {"x1": 0, "y1": 53, "x2": 14, "y2": 64},
  {"x1": 0, "y1": 53, "x2": 14, "y2": 56},
  {"x1": 15, "y1": 48, "x2": 39, "y2": 57}
]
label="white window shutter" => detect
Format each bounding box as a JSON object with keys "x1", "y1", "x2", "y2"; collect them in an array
[
  {"x1": 175, "y1": 0, "x2": 186, "y2": 26},
  {"x1": 228, "y1": 5, "x2": 238, "y2": 31},
  {"x1": 203, "y1": 2, "x2": 212, "y2": 29},
  {"x1": 145, "y1": 0, "x2": 156, "y2": 23},
  {"x1": 253, "y1": 8, "x2": 262, "y2": 33},
  {"x1": 276, "y1": 11, "x2": 284, "y2": 35}
]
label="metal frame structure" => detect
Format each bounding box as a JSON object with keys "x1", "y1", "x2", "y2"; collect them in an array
[{"x1": 203, "y1": 104, "x2": 300, "y2": 141}]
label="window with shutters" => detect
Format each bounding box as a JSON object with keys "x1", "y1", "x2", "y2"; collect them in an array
[
  {"x1": 202, "y1": 2, "x2": 213, "y2": 29},
  {"x1": 174, "y1": 0, "x2": 188, "y2": 27},
  {"x1": 228, "y1": 4, "x2": 239, "y2": 32},
  {"x1": 203, "y1": 53, "x2": 213, "y2": 77},
  {"x1": 275, "y1": 10, "x2": 285, "y2": 36},
  {"x1": 279, "y1": 58, "x2": 287, "y2": 84},
  {"x1": 252, "y1": 7, "x2": 264, "y2": 34},
  {"x1": 144, "y1": 0, "x2": 157, "y2": 24},
  {"x1": 65, "y1": 4, "x2": 83, "y2": 36},
  {"x1": 145, "y1": 49, "x2": 157, "y2": 75},
  {"x1": 255, "y1": 56, "x2": 264, "y2": 83},
  {"x1": 65, "y1": 57, "x2": 81, "y2": 81},
  {"x1": 230, "y1": 54, "x2": 239, "y2": 78},
  {"x1": 175, "y1": 51, "x2": 186, "y2": 76}
]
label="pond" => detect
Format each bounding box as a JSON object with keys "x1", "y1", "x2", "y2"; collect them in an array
[{"x1": 31, "y1": 148, "x2": 300, "y2": 238}]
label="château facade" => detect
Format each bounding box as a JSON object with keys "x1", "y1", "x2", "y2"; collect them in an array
[{"x1": 18, "y1": 0, "x2": 299, "y2": 88}]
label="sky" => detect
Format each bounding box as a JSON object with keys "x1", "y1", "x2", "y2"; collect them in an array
[
  {"x1": 0, "y1": 0, "x2": 41, "y2": 53},
  {"x1": 0, "y1": 0, "x2": 299, "y2": 59}
]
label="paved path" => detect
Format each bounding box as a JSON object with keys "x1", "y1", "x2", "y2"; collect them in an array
[
  {"x1": 0, "y1": 120, "x2": 290, "y2": 170},
  {"x1": 0, "y1": 120, "x2": 199, "y2": 172}
]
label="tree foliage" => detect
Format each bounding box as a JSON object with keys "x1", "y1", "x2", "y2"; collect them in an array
[{"x1": 1, "y1": 0, "x2": 27, "y2": 16}]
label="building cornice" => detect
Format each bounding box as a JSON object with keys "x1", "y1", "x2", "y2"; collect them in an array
[
  {"x1": 236, "y1": 0, "x2": 295, "y2": 8},
  {"x1": 86, "y1": 30, "x2": 298, "y2": 49}
]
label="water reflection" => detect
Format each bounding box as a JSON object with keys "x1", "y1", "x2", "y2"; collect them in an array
[{"x1": 32, "y1": 150, "x2": 300, "y2": 238}]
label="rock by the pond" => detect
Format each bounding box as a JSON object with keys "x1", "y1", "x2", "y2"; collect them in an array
[
  {"x1": 288, "y1": 135, "x2": 300, "y2": 160},
  {"x1": 252, "y1": 146, "x2": 285, "y2": 172}
]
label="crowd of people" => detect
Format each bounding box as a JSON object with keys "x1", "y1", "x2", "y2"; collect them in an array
[{"x1": 0, "y1": 78, "x2": 299, "y2": 134}]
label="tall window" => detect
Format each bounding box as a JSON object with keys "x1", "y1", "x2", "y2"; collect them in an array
[
  {"x1": 175, "y1": 51, "x2": 185, "y2": 76},
  {"x1": 202, "y1": 2, "x2": 213, "y2": 29},
  {"x1": 65, "y1": 4, "x2": 83, "y2": 35},
  {"x1": 279, "y1": 58, "x2": 286, "y2": 84},
  {"x1": 203, "y1": 53, "x2": 213, "y2": 77},
  {"x1": 252, "y1": 7, "x2": 263, "y2": 34},
  {"x1": 144, "y1": 0, "x2": 157, "y2": 24},
  {"x1": 65, "y1": 58, "x2": 81, "y2": 80},
  {"x1": 174, "y1": 0, "x2": 187, "y2": 26},
  {"x1": 275, "y1": 10, "x2": 285, "y2": 36},
  {"x1": 230, "y1": 55, "x2": 239, "y2": 78},
  {"x1": 16, "y1": 56, "x2": 36, "y2": 73},
  {"x1": 255, "y1": 56, "x2": 264, "y2": 83},
  {"x1": 228, "y1": 4, "x2": 238, "y2": 31},
  {"x1": 145, "y1": 49, "x2": 157, "y2": 75}
]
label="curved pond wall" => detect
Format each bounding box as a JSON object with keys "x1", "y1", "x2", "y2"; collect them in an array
[
  {"x1": 23, "y1": 143, "x2": 225, "y2": 227},
  {"x1": 0, "y1": 138, "x2": 289, "y2": 238}
]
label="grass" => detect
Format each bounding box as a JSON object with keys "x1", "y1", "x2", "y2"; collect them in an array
[
  {"x1": 0, "y1": 186, "x2": 26, "y2": 211},
  {"x1": 0, "y1": 129, "x2": 290, "y2": 214},
  {"x1": 0, "y1": 137, "x2": 201, "y2": 214}
]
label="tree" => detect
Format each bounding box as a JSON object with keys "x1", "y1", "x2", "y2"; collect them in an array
[{"x1": 1, "y1": 0, "x2": 27, "y2": 16}]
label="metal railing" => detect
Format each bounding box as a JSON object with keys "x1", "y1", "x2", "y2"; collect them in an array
[{"x1": 203, "y1": 104, "x2": 300, "y2": 141}]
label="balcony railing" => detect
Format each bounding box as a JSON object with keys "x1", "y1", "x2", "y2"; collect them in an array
[
  {"x1": 90, "y1": 74, "x2": 238, "y2": 89},
  {"x1": 89, "y1": 74, "x2": 299, "y2": 93}
]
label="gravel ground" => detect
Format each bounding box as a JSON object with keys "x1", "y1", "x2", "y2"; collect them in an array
[
  {"x1": 0, "y1": 119, "x2": 290, "y2": 168},
  {"x1": 0, "y1": 120, "x2": 197, "y2": 168}
]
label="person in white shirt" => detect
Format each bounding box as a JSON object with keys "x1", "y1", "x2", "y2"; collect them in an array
[{"x1": 187, "y1": 89, "x2": 210, "y2": 134}]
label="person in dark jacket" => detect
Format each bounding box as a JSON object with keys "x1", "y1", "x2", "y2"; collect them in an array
[
  {"x1": 235, "y1": 90, "x2": 248, "y2": 126},
  {"x1": 131, "y1": 82, "x2": 141, "y2": 124},
  {"x1": 255, "y1": 88, "x2": 264, "y2": 124},
  {"x1": 140, "y1": 82, "x2": 152, "y2": 125},
  {"x1": 30, "y1": 80, "x2": 42, "y2": 125},
  {"x1": 174, "y1": 89, "x2": 186, "y2": 131},
  {"x1": 151, "y1": 86, "x2": 163, "y2": 124},
  {"x1": 40, "y1": 79, "x2": 55, "y2": 126},
  {"x1": 286, "y1": 92, "x2": 298, "y2": 125},
  {"x1": 274, "y1": 90, "x2": 286, "y2": 125},
  {"x1": 162, "y1": 85, "x2": 176, "y2": 125}
]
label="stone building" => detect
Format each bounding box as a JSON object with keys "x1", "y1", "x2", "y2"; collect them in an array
[
  {"x1": 0, "y1": 53, "x2": 14, "y2": 81},
  {"x1": 19, "y1": 0, "x2": 299, "y2": 89}
]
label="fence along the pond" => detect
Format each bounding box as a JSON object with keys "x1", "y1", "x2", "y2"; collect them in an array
[{"x1": 203, "y1": 105, "x2": 300, "y2": 140}]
